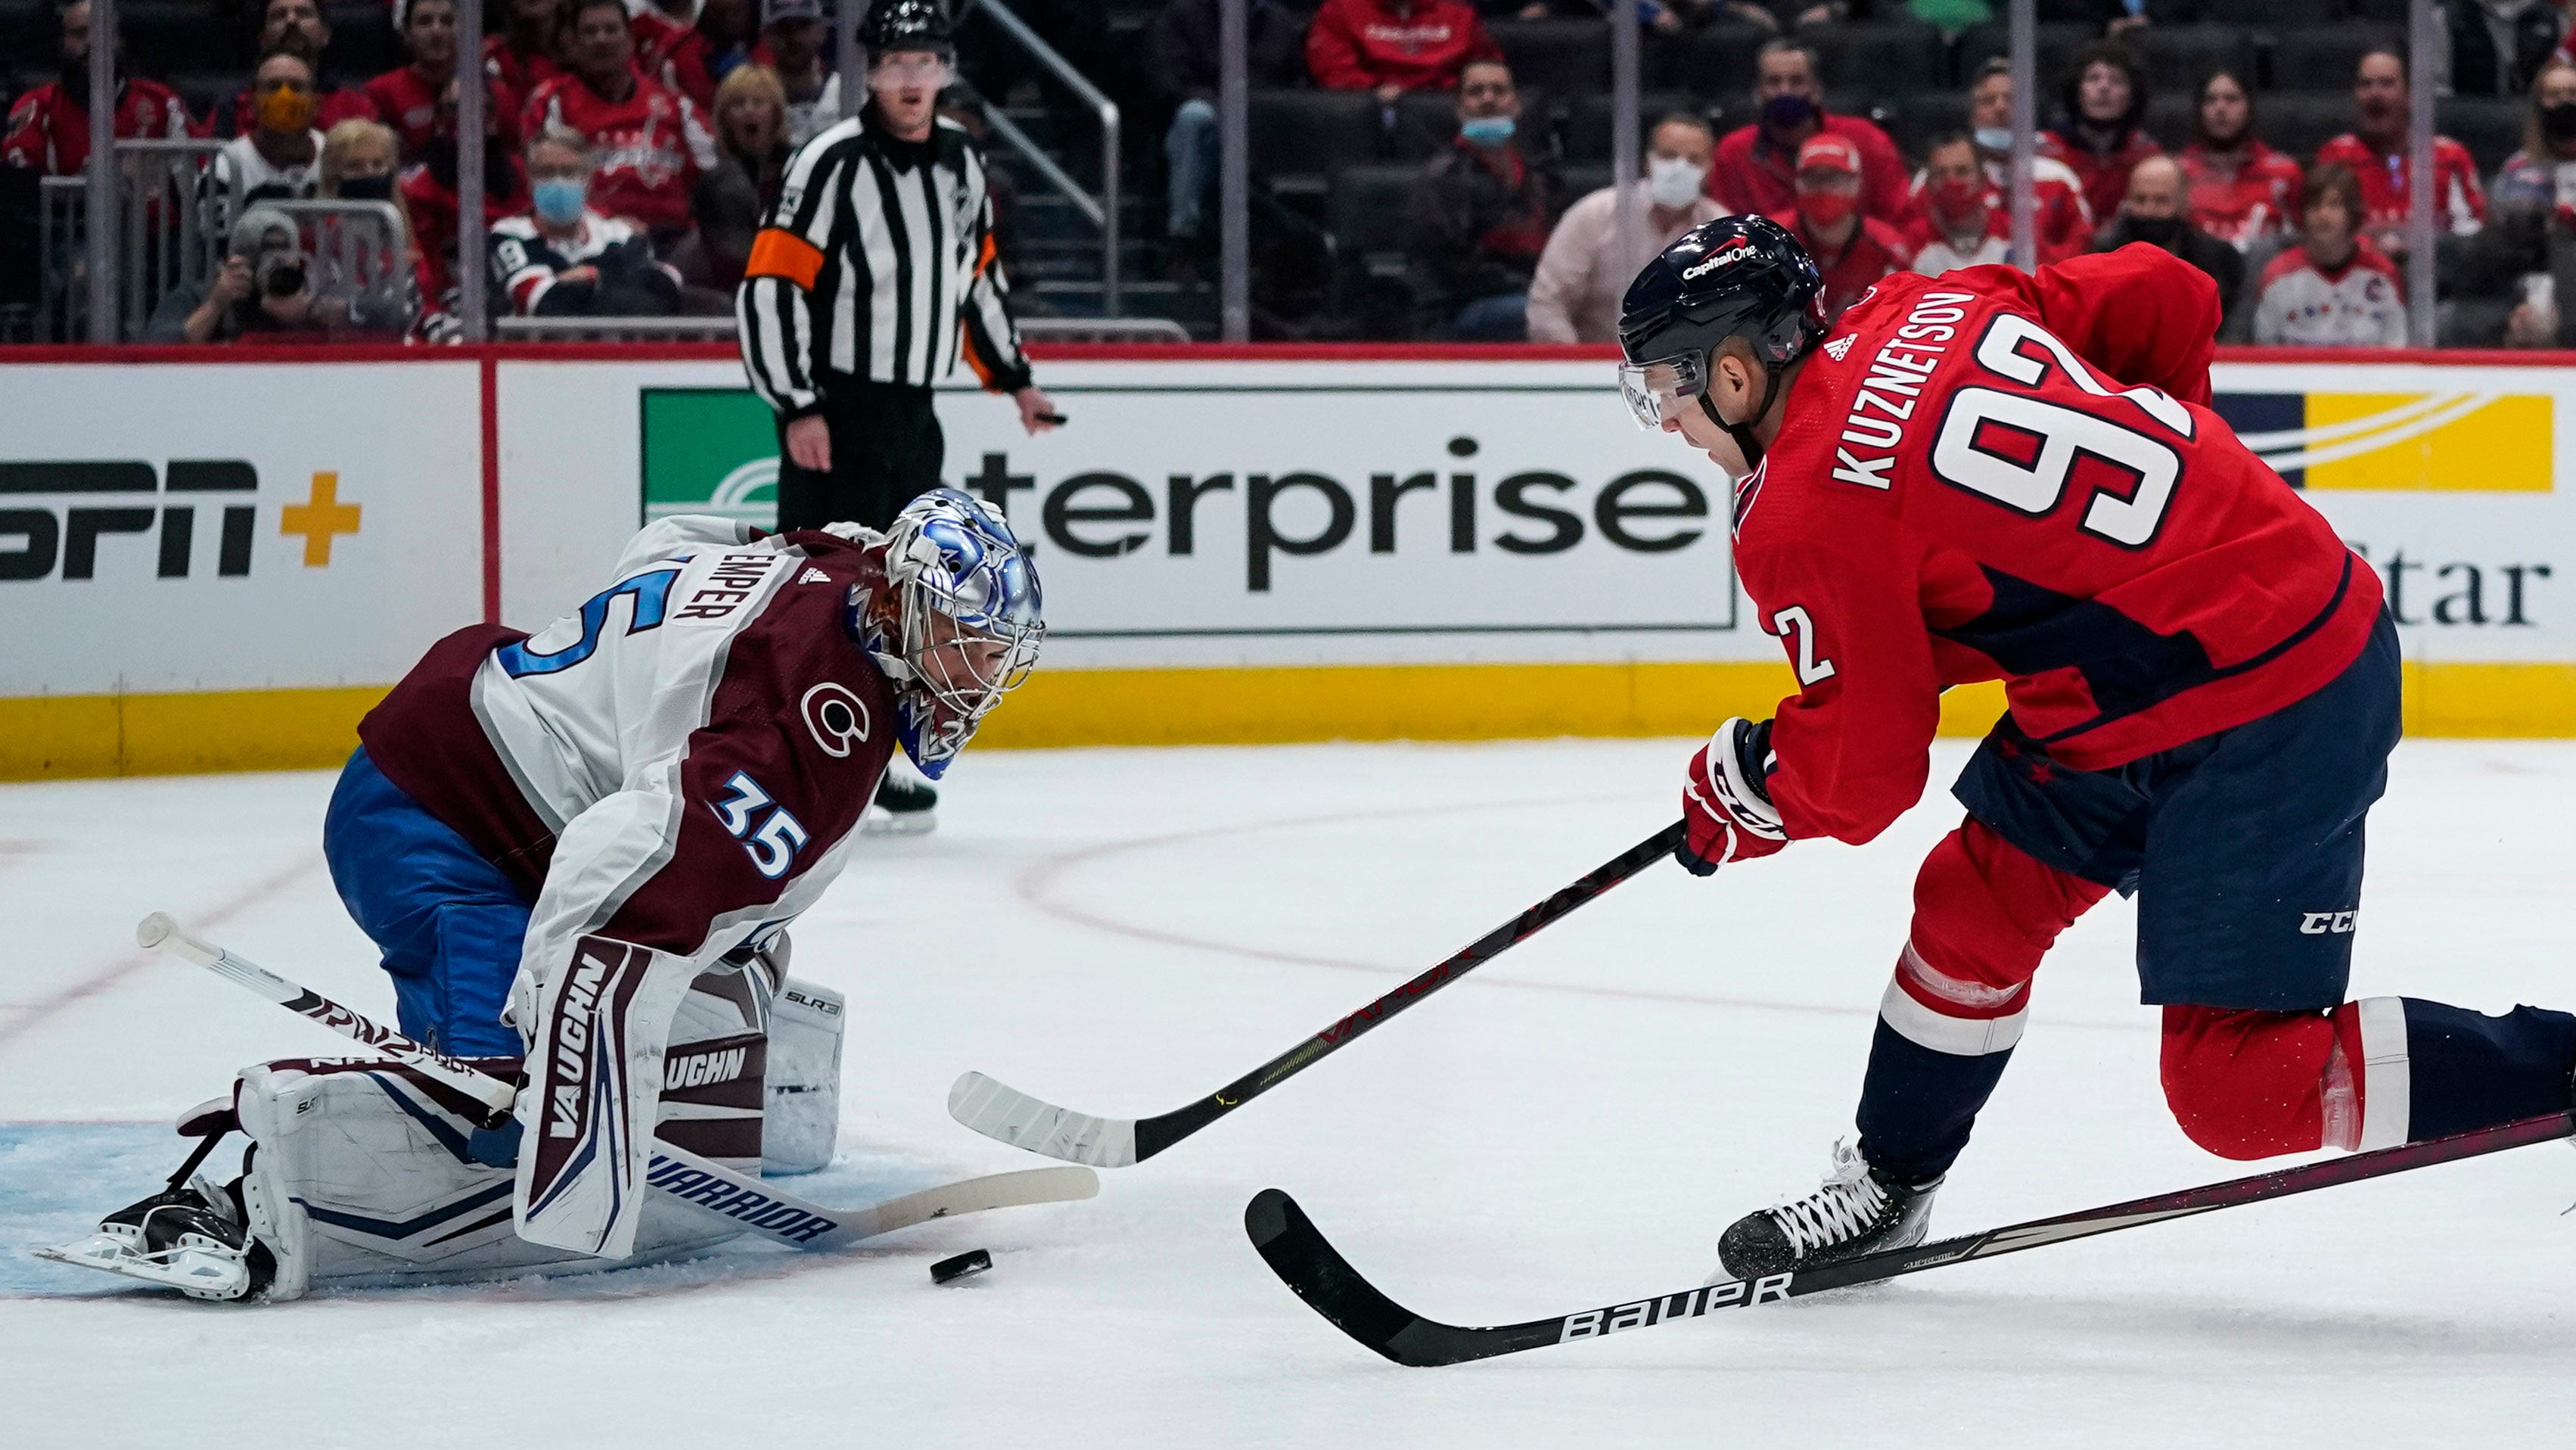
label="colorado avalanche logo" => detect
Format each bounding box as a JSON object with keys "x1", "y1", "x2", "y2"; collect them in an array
[{"x1": 799, "y1": 682, "x2": 872, "y2": 758}]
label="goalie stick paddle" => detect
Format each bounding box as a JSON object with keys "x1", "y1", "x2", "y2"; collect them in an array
[
  {"x1": 949, "y1": 821, "x2": 1687, "y2": 1167},
  {"x1": 1245, "y1": 1109, "x2": 2576, "y2": 1367},
  {"x1": 137, "y1": 912, "x2": 1099, "y2": 1253}
]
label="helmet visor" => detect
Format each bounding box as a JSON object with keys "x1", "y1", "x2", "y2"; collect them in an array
[{"x1": 1616, "y1": 350, "x2": 1708, "y2": 431}]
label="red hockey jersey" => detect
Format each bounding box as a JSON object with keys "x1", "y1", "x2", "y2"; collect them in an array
[
  {"x1": 365, "y1": 65, "x2": 520, "y2": 157},
  {"x1": 632, "y1": 8, "x2": 718, "y2": 110},
  {"x1": 522, "y1": 68, "x2": 713, "y2": 233},
  {"x1": 1733, "y1": 245, "x2": 2384, "y2": 845},
  {"x1": 2177, "y1": 139, "x2": 2304, "y2": 249},
  {"x1": 2, "y1": 78, "x2": 191, "y2": 175},
  {"x1": 2312, "y1": 132, "x2": 2486, "y2": 238}
]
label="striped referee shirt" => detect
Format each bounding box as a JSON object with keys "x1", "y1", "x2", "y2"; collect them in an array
[{"x1": 736, "y1": 107, "x2": 1032, "y2": 415}]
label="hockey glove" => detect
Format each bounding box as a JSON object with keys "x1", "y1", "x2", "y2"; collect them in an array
[{"x1": 1679, "y1": 717, "x2": 1788, "y2": 876}]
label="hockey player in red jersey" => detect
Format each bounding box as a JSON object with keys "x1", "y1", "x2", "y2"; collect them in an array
[
  {"x1": 42, "y1": 491, "x2": 1043, "y2": 1299},
  {"x1": 1616, "y1": 216, "x2": 2576, "y2": 1280}
]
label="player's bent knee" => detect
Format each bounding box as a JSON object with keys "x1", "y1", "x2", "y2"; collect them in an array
[{"x1": 2158, "y1": 1004, "x2": 2345, "y2": 1159}]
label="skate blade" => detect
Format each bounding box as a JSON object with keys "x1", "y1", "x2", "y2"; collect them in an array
[
  {"x1": 860, "y1": 809, "x2": 937, "y2": 838},
  {"x1": 32, "y1": 1234, "x2": 250, "y2": 1299}
]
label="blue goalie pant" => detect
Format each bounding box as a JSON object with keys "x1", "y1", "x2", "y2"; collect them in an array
[{"x1": 322, "y1": 748, "x2": 533, "y2": 1058}]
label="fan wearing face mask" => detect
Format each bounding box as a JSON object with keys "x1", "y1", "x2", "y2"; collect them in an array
[
  {"x1": 1763, "y1": 134, "x2": 1910, "y2": 322},
  {"x1": 2099, "y1": 156, "x2": 2243, "y2": 334},
  {"x1": 1900, "y1": 133, "x2": 2009, "y2": 277},
  {"x1": 1707, "y1": 38, "x2": 1911, "y2": 229},
  {"x1": 1945, "y1": 57, "x2": 2092, "y2": 266},
  {"x1": 1403, "y1": 57, "x2": 1563, "y2": 341},
  {"x1": 1526, "y1": 113, "x2": 1730, "y2": 343}
]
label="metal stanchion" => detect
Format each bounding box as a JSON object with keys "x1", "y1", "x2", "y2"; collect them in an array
[
  {"x1": 2007, "y1": 0, "x2": 2036, "y2": 271},
  {"x1": 1219, "y1": 0, "x2": 1248, "y2": 341},
  {"x1": 2406, "y1": 0, "x2": 2438, "y2": 347},
  {"x1": 457, "y1": 0, "x2": 487, "y2": 341}
]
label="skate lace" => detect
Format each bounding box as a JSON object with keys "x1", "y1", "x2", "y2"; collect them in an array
[{"x1": 1769, "y1": 1142, "x2": 1889, "y2": 1256}]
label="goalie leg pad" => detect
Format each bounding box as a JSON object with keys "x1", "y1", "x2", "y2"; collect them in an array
[{"x1": 764, "y1": 979, "x2": 846, "y2": 1175}]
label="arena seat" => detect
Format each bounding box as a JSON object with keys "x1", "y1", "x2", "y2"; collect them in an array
[
  {"x1": 1561, "y1": 90, "x2": 1698, "y2": 164},
  {"x1": 2267, "y1": 26, "x2": 2408, "y2": 93},
  {"x1": 1800, "y1": 23, "x2": 1947, "y2": 97},
  {"x1": 1955, "y1": 23, "x2": 2095, "y2": 91},
  {"x1": 2257, "y1": 93, "x2": 2361, "y2": 162},
  {"x1": 121, "y1": 3, "x2": 238, "y2": 83},
  {"x1": 325, "y1": 3, "x2": 405, "y2": 79},
  {"x1": 1893, "y1": 92, "x2": 1970, "y2": 154},
  {"x1": 2439, "y1": 95, "x2": 2528, "y2": 172},
  {"x1": 1485, "y1": 18, "x2": 1609, "y2": 96},
  {"x1": 1251, "y1": 89, "x2": 1383, "y2": 198},
  {"x1": 2135, "y1": 26, "x2": 2258, "y2": 96},
  {"x1": 1645, "y1": 23, "x2": 1767, "y2": 101}
]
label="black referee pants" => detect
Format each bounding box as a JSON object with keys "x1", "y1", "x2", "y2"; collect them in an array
[{"x1": 774, "y1": 381, "x2": 945, "y2": 532}]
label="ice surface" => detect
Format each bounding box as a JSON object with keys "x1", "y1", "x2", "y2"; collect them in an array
[{"x1": 5, "y1": 739, "x2": 2574, "y2": 1446}]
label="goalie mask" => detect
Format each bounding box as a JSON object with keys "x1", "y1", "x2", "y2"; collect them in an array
[{"x1": 846, "y1": 488, "x2": 1043, "y2": 778}]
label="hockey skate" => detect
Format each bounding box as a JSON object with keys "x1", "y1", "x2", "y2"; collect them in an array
[
  {"x1": 1714, "y1": 1140, "x2": 1940, "y2": 1281},
  {"x1": 862, "y1": 768, "x2": 938, "y2": 835},
  {"x1": 34, "y1": 1112, "x2": 273, "y2": 1302}
]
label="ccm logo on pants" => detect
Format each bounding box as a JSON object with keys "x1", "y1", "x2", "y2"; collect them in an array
[{"x1": 2299, "y1": 911, "x2": 2359, "y2": 935}]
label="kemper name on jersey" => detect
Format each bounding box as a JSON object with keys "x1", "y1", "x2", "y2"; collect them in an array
[
  {"x1": 671, "y1": 552, "x2": 786, "y2": 624},
  {"x1": 1831, "y1": 291, "x2": 1974, "y2": 492}
]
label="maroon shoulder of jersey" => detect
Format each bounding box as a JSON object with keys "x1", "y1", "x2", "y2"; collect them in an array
[
  {"x1": 599, "y1": 541, "x2": 898, "y2": 956},
  {"x1": 359, "y1": 622, "x2": 559, "y2": 895}
]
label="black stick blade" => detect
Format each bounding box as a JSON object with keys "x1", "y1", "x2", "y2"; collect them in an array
[
  {"x1": 1245, "y1": 1189, "x2": 1434, "y2": 1364},
  {"x1": 1245, "y1": 1190, "x2": 1562, "y2": 1367}
]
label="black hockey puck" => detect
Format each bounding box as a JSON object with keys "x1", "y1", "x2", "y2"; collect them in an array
[{"x1": 930, "y1": 1249, "x2": 992, "y2": 1284}]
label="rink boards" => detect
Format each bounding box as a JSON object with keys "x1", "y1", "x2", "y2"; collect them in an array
[{"x1": 3, "y1": 343, "x2": 2574, "y2": 777}]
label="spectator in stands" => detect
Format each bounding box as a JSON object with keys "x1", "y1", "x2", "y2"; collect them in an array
[
  {"x1": 371, "y1": 0, "x2": 522, "y2": 160},
  {"x1": 209, "y1": 48, "x2": 329, "y2": 230},
  {"x1": 761, "y1": 0, "x2": 841, "y2": 148},
  {"x1": 2490, "y1": 59, "x2": 2576, "y2": 217},
  {"x1": 1306, "y1": 0, "x2": 1502, "y2": 102},
  {"x1": 1905, "y1": 132, "x2": 2009, "y2": 275},
  {"x1": 1957, "y1": 57, "x2": 2091, "y2": 263},
  {"x1": 1527, "y1": 112, "x2": 1725, "y2": 342},
  {"x1": 487, "y1": 0, "x2": 569, "y2": 98},
  {"x1": 2315, "y1": 48, "x2": 2486, "y2": 254},
  {"x1": 1770, "y1": 133, "x2": 1909, "y2": 321},
  {"x1": 2176, "y1": 68, "x2": 2301, "y2": 254},
  {"x1": 2037, "y1": 43, "x2": 2158, "y2": 230},
  {"x1": 2099, "y1": 155, "x2": 2242, "y2": 328},
  {"x1": 154, "y1": 205, "x2": 346, "y2": 342},
  {"x1": 1709, "y1": 39, "x2": 1909, "y2": 227},
  {"x1": 695, "y1": 0, "x2": 764, "y2": 83},
  {"x1": 635, "y1": 0, "x2": 719, "y2": 110},
  {"x1": 490, "y1": 126, "x2": 684, "y2": 316},
  {"x1": 524, "y1": 0, "x2": 716, "y2": 246},
  {"x1": 1152, "y1": 0, "x2": 1304, "y2": 251},
  {"x1": 1404, "y1": 58, "x2": 1558, "y2": 340},
  {"x1": 2252, "y1": 163, "x2": 2407, "y2": 347},
  {"x1": 684, "y1": 63, "x2": 790, "y2": 288},
  {"x1": 207, "y1": 0, "x2": 379, "y2": 142},
  {"x1": 3, "y1": 0, "x2": 193, "y2": 174},
  {"x1": 402, "y1": 76, "x2": 527, "y2": 338},
  {"x1": 314, "y1": 118, "x2": 421, "y2": 336}
]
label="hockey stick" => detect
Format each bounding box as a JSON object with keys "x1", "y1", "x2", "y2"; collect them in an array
[
  {"x1": 949, "y1": 821, "x2": 1687, "y2": 1167},
  {"x1": 136, "y1": 913, "x2": 1098, "y2": 1253},
  {"x1": 1246, "y1": 1109, "x2": 2576, "y2": 1366}
]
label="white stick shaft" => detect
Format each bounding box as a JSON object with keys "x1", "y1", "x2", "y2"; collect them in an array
[{"x1": 138, "y1": 910, "x2": 516, "y2": 1117}]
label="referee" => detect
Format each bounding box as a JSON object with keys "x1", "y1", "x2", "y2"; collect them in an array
[
  {"x1": 736, "y1": 0, "x2": 1058, "y2": 537},
  {"x1": 735, "y1": 0, "x2": 1055, "y2": 833}
]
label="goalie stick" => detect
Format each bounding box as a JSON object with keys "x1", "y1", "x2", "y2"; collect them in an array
[
  {"x1": 135, "y1": 912, "x2": 1098, "y2": 1254},
  {"x1": 949, "y1": 822, "x2": 1686, "y2": 1168},
  {"x1": 1245, "y1": 1109, "x2": 2576, "y2": 1367}
]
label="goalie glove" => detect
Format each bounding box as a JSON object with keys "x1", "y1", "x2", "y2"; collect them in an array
[{"x1": 1679, "y1": 717, "x2": 1788, "y2": 876}]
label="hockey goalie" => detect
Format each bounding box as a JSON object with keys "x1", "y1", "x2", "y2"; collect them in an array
[{"x1": 39, "y1": 489, "x2": 1043, "y2": 1299}]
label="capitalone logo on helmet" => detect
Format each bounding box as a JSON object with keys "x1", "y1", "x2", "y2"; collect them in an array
[{"x1": 1683, "y1": 239, "x2": 1756, "y2": 281}]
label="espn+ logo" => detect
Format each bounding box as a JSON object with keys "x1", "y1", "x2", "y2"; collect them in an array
[{"x1": 0, "y1": 461, "x2": 257, "y2": 581}]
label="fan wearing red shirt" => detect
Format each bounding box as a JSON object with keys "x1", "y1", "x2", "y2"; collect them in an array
[
  {"x1": 2177, "y1": 70, "x2": 2302, "y2": 250},
  {"x1": 486, "y1": 0, "x2": 570, "y2": 98},
  {"x1": 402, "y1": 79, "x2": 530, "y2": 339},
  {"x1": 2314, "y1": 48, "x2": 2486, "y2": 251},
  {"x1": 2036, "y1": 43, "x2": 2158, "y2": 229},
  {"x1": 3, "y1": 1, "x2": 193, "y2": 175},
  {"x1": 632, "y1": 0, "x2": 719, "y2": 111},
  {"x1": 1959, "y1": 58, "x2": 2092, "y2": 263},
  {"x1": 1766, "y1": 134, "x2": 1909, "y2": 320},
  {"x1": 368, "y1": 0, "x2": 520, "y2": 159},
  {"x1": 1710, "y1": 38, "x2": 1911, "y2": 228},
  {"x1": 1614, "y1": 216, "x2": 2576, "y2": 1282},
  {"x1": 522, "y1": 0, "x2": 716, "y2": 238},
  {"x1": 1304, "y1": 0, "x2": 1500, "y2": 99}
]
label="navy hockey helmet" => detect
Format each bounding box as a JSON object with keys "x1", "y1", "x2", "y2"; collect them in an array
[
  {"x1": 859, "y1": 0, "x2": 954, "y2": 57},
  {"x1": 1615, "y1": 215, "x2": 1827, "y2": 461}
]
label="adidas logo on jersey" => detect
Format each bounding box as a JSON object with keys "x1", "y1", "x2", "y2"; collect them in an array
[
  {"x1": 1823, "y1": 334, "x2": 1855, "y2": 361},
  {"x1": 797, "y1": 568, "x2": 831, "y2": 584}
]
